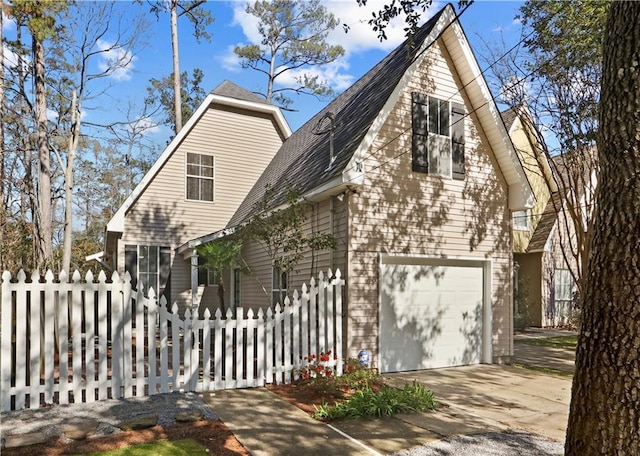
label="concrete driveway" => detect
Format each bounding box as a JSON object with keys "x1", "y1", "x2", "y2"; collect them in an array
[{"x1": 383, "y1": 364, "x2": 572, "y2": 443}]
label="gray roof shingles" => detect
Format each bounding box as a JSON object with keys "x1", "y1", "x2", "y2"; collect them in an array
[
  {"x1": 527, "y1": 192, "x2": 562, "y2": 252},
  {"x1": 226, "y1": 8, "x2": 446, "y2": 227},
  {"x1": 211, "y1": 80, "x2": 274, "y2": 106}
]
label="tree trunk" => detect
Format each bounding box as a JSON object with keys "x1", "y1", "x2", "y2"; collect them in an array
[
  {"x1": 62, "y1": 90, "x2": 80, "y2": 274},
  {"x1": 0, "y1": 9, "x2": 5, "y2": 271},
  {"x1": 34, "y1": 33, "x2": 53, "y2": 269},
  {"x1": 170, "y1": 0, "x2": 182, "y2": 133},
  {"x1": 565, "y1": 3, "x2": 640, "y2": 454}
]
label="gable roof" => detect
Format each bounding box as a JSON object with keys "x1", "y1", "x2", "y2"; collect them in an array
[
  {"x1": 528, "y1": 192, "x2": 563, "y2": 252},
  {"x1": 212, "y1": 80, "x2": 273, "y2": 106},
  {"x1": 502, "y1": 105, "x2": 558, "y2": 194},
  {"x1": 226, "y1": 4, "x2": 533, "y2": 229},
  {"x1": 106, "y1": 81, "x2": 291, "y2": 235}
]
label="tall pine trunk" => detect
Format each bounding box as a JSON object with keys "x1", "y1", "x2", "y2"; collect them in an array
[
  {"x1": 0, "y1": 9, "x2": 5, "y2": 271},
  {"x1": 170, "y1": 0, "x2": 182, "y2": 133},
  {"x1": 565, "y1": 3, "x2": 640, "y2": 454},
  {"x1": 34, "y1": 32, "x2": 53, "y2": 269}
]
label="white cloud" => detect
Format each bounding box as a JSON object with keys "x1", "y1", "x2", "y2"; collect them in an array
[
  {"x1": 130, "y1": 117, "x2": 160, "y2": 136},
  {"x1": 324, "y1": 0, "x2": 442, "y2": 55},
  {"x1": 2, "y1": 12, "x2": 16, "y2": 33},
  {"x1": 230, "y1": 0, "x2": 439, "y2": 94},
  {"x1": 97, "y1": 39, "x2": 135, "y2": 81},
  {"x1": 275, "y1": 58, "x2": 354, "y2": 93},
  {"x1": 46, "y1": 108, "x2": 58, "y2": 121},
  {"x1": 3, "y1": 44, "x2": 27, "y2": 70},
  {"x1": 219, "y1": 44, "x2": 243, "y2": 72}
]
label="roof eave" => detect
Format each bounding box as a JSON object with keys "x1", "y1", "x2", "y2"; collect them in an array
[
  {"x1": 106, "y1": 92, "x2": 291, "y2": 236},
  {"x1": 443, "y1": 20, "x2": 535, "y2": 211}
]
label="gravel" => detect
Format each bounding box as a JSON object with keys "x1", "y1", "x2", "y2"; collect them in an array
[
  {"x1": 391, "y1": 431, "x2": 564, "y2": 456},
  {"x1": 0, "y1": 392, "x2": 218, "y2": 441}
]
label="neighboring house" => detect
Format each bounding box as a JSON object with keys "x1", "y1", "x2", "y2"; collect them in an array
[
  {"x1": 179, "y1": 4, "x2": 534, "y2": 373},
  {"x1": 102, "y1": 81, "x2": 291, "y2": 312},
  {"x1": 504, "y1": 106, "x2": 580, "y2": 327}
]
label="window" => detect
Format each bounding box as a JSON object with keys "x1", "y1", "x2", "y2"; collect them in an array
[
  {"x1": 272, "y1": 268, "x2": 288, "y2": 306},
  {"x1": 196, "y1": 256, "x2": 218, "y2": 287},
  {"x1": 125, "y1": 245, "x2": 171, "y2": 300},
  {"x1": 233, "y1": 268, "x2": 241, "y2": 310},
  {"x1": 512, "y1": 209, "x2": 531, "y2": 231},
  {"x1": 554, "y1": 269, "x2": 574, "y2": 318},
  {"x1": 412, "y1": 93, "x2": 465, "y2": 179},
  {"x1": 186, "y1": 152, "x2": 214, "y2": 201}
]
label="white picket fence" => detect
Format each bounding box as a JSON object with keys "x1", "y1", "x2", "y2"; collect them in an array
[{"x1": 0, "y1": 268, "x2": 343, "y2": 412}]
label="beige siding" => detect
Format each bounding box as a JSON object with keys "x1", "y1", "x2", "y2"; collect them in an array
[
  {"x1": 237, "y1": 196, "x2": 347, "y2": 313},
  {"x1": 511, "y1": 117, "x2": 551, "y2": 252},
  {"x1": 117, "y1": 104, "x2": 284, "y2": 312},
  {"x1": 346, "y1": 40, "x2": 513, "y2": 365}
]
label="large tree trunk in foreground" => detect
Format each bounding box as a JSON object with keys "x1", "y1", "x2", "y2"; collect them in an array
[{"x1": 565, "y1": 3, "x2": 640, "y2": 454}]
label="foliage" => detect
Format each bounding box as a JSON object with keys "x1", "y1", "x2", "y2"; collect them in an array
[
  {"x1": 514, "y1": 274, "x2": 533, "y2": 331},
  {"x1": 312, "y1": 381, "x2": 436, "y2": 421},
  {"x1": 86, "y1": 438, "x2": 209, "y2": 456},
  {"x1": 352, "y1": 0, "x2": 470, "y2": 41},
  {"x1": 197, "y1": 237, "x2": 245, "y2": 313},
  {"x1": 147, "y1": 0, "x2": 214, "y2": 43},
  {"x1": 145, "y1": 68, "x2": 206, "y2": 132},
  {"x1": 518, "y1": 335, "x2": 577, "y2": 351},
  {"x1": 234, "y1": 0, "x2": 344, "y2": 110},
  {"x1": 241, "y1": 185, "x2": 336, "y2": 301},
  {"x1": 337, "y1": 358, "x2": 380, "y2": 389}
]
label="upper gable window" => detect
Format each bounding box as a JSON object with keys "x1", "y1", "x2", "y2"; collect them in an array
[
  {"x1": 412, "y1": 93, "x2": 465, "y2": 179},
  {"x1": 512, "y1": 209, "x2": 531, "y2": 231},
  {"x1": 186, "y1": 152, "x2": 214, "y2": 202}
]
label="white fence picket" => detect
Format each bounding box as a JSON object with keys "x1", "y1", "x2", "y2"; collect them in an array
[
  {"x1": 43, "y1": 270, "x2": 55, "y2": 405},
  {"x1": 0, "y1": 268, "x2": 343, "y2": 411},
  {"x1": 57, "y1": 271, "x2": 71, "y2": 405},
  {"x1": 1, "y1": 271, "x2": 13, "y2": 411},
  {"x1": 29, "y1": 270, "x2": 41, "y2": 409}
]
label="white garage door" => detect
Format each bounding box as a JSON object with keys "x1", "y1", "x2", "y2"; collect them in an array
[{"x1": 379, "y1": 259, "x2": 485, "y2": 373}]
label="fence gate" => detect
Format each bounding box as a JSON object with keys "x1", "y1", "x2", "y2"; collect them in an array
[{"x1": 0, "y1": 269, "x2": 343, "y2": 412}]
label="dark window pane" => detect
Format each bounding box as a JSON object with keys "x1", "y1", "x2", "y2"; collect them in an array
[
  {"x1": 186, "y1": 152, "x2": 197, "y2": 165},
  {"x1": 148, "y1": 246, "x2": 158, "y2": 273},
  {"x1": 201, "y1": 179, "x2": 214, "y2": 201},
  {"x1": 187, "y1": 177, "x2": 199, "y2": 200},
  {"x1": 428, "y1": 98, "x2": 439, "y2": 134},
  {"x1": 139, "y1": 246, "x2": 149, "y2": 272},
  {"x1": 440, "y1": 102, "x2": 450, "y2": 136},
  {"x1": 187, "y1": 164, "x2": 198, "y2": 176},
  {"x1": 201, "y1": 155, "x2": 213, "y2": 167},
  {"x1": 201, "y1": 166, "x2": 214, "y2": 178}
]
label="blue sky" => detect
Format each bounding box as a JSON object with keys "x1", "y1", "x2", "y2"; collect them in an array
[{"x1": 4, "y1": 0, "x2": 526, "y2": 152}]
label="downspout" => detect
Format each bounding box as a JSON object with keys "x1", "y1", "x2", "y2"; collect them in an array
[{"x1": 329, "y1": 196, "x2": 335, "y2": 271}]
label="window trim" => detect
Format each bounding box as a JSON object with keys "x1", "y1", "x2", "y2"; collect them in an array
[
  {"x1": 124, "y1": 244, "x2": 171, "y2": 300},
  {"x1": 185, "y1": 152, "x2": 215, "y2": 203},
  {"x1": 412, "y1": 93, "x2": 465, "y2": 179}
]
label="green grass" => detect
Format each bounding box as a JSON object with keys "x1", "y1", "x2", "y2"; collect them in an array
[
  {"x1": 85, "y1": 439, "x2": 209, "y2": 456},
  {"x1": 512, "y1": 362, "x2": 574, "y2": 378},
  {"x1": 517, "y1": 335, "x2": 577, "y2": 350}
]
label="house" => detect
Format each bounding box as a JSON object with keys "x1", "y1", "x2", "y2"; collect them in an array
[
  {"x1": 505, "y1": 106, "x2": 589, "y2": 327},
  {"x1": 177, "y1": 4, "x2": 534, "y2": 373},
  {"x1": 102, "y1": 81, "x2": 291, "y2": 310}
]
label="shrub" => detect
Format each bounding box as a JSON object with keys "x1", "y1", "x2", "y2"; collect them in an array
[
  {"x1": 312, "y1": 381, "x2": 437, "y2": 421},
  {"x1": 297, "y1": 351, "x2": 336, "y2": 380}
]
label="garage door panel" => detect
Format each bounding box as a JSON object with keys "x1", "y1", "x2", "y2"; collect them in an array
[{"x1": 380, "y1": 262, "x2": 484, "y2": 373}]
